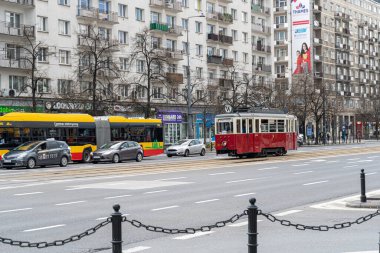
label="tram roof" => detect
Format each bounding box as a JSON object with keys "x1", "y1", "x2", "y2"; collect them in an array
[
  {"x1": 215, "y1": 112, "x2": 297, "y2": 119},
  {"x1": 0, "y1": 112, "x2": 95, "y2": 122}
]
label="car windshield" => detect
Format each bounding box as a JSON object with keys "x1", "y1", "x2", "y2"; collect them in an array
[
  {"x1": 13, "y1": 141, "x2": 40, "y2": 151},
  {"x1": 100, "y1": 142, "x2": 121, "y2": 150},
  {"x1": 175, "y1": 140, "x2": 189, "y2": 145}
]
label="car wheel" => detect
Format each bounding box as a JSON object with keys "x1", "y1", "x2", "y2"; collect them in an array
[
  {"x1": 82, "y1": 150, "x2": 91, "y2": 163},
  {"x1": 136, "y1": 152, "x2": 143, "y2": 162},
  {"x1": 200, "y1": 149, "x2": 206, "y2": 156},
  {"x1": 167, "y1": 154, "x2": 172, "y2": 157},
  {"x1": 112, "y1": 154, "x2": 120, "y2": 163},
  {"x1": 60, "y1": 156, "x2": 68, "y2": 167},
  {"x1": 26, "y1": 158, "x2": 36, "y2": 169},
  {"x1": 184, "y1": 149, "x2": 189, "y2": 157}
]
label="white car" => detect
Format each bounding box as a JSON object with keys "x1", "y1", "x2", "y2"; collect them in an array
[{"x1": 166, "y1": 139, "x2": 206, "y2": 157}]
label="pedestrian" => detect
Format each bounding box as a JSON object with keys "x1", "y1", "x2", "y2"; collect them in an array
[{"x1": 327, "y1": 132, "x2": 330, "y2": 143}]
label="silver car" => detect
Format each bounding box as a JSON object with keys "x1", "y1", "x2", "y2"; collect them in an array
[
  {"x1": 166, "y1": 139, "x2": 206, "y2": 157},
  {"x1": 92, "y1": 141, "x2": 144, "y2": 163}
]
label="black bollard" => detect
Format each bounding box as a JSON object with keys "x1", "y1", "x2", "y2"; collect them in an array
[
  {"x1": 111, "y1": 204, "x2": 123, "y2": 253},
  {"x1": 360, "y1": 169, "x2": 367, "y2": 203},
  {"x1": 247, "y1": 198, "x2": 258, "y2": 253}
]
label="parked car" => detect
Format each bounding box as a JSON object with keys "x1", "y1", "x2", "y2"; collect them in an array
[
  {"x1": 297, "y1": 134, "x2": 304, "y2": 146},
  {"x1": 2, "y1": 140, "x2": 71, "y2": 169},
  {"x1": 92, "y1": 141, "x2": 143, "y2": 163},
  {"x1": 166, "y1": 139, "x2": 206, "y2": 157}
]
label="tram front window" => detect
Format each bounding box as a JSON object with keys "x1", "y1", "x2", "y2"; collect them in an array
[{"x1": 217, "y1": 120, "x2": 233, "y2": 134}]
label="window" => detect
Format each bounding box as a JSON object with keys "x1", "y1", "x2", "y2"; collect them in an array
[
  {"x1": 6, "y1": 44, "x2": 18, "y2": 59},
  {"x1": 5, "y1": 12, "x2": 20, "y2": 28},
  {"x1": 37, "y1": 16, "x2": 48, "y2": 32},
  {"x1": 196, "y1": 67, "x2": 203, "y2": 78},
  {"x1": 136, "y1": 60, "x2": 145, "y2": 73},
  {"x1": 120, "y1": 85, "x2": 129, "y2": 97},
  {"x1": 196, "y1": 44, "x2": 203, "y2": 56},
  {"x1": 195, "y1": 21, "x2": 202, "y2": 33},
  {"x1": 182, "y1": 0, "x2": 188, "y2": 7},
  {"x1": 9, "y1": 75, "x2": 24, "y2": 91},
  {"x1": 243, "y1": 32, "x2": 248, "y2": 43},
  {"x1": 242, "y1": 11, "x2": 248, "y2": 22},
  {"x1": 196, "y1": 90, "x2": 203, "y2": 100},
  {"x1": 182, "y1": 18, "x2": 188, "y2": 30},
  {"x1": 59, "y1": 50, "x2": 70, "y2": 65},
  {"x1": 260, "y1": 119, "x2": 269, "y2": 132},
  {"x1": 208, "y1": 90, "x2": 216, "y2": 102},
  {"x1": 80, "y1": 81, "x2": 91, "y2": 94},
  {"x1": 232, "y1": 29, "x2": 238, "y2": 41},
  {"x1": 57, "y1": 79, "x2": 72, "y2": 94},
  {"x1": 277, "y1": 120, "x2": 285, "y2": 132},
  {"x1": 118, "y1": 4, "x2": 127, "y2": 17},
  {"x1": 58, "y1": 0, "x2": 69, "y2": 5},
  {"x1": 120, "y1": 57, "x2": 128, "y2": 70},
  {"x1": 58, "y1": 20, "x2": 70, "y2": 35},
  {"x1": 38, "y1": 48, "x2": 48, "y2": 62},
  {"x1": 153, "y1": 86, "x2": 163, "y2": 99},
  {"x1": 231, "y1": 9, "x2": 237, "y2": 20},
  {"x1": 233, "y1": 51, "x2": 238, "y2": 61},
  {"x1": 182, "y1": 42, "x2": 188, "y2": 54},
  {"x1": 243, "y1": 52, "x2": 248, "y2": 63},
  {"x1": 98, "y1": 27, "x2": 110, "y2": 40},
  {"x1": 135, "y1": 8, "x2": 144, "y2": 21},
  {"x1": 37, "y1": 79, "x2": 50, "y2": 93},
  {"x1": 118, "y1": 31, "x2": 128, "y2": 44}
]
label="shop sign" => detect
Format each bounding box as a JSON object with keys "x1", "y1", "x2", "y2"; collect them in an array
[
  {"x1": 196, "y1": 113, "x2": 215, "y2": 128},
  {"x1": 156, "y1": 112, "x2": 183, "y2": 123},
  {"x1": 0, "y1": 105, "x2": 43, "y2": 113},
  {"x1": 45, "y1": 101, "x2": 92, "y2": 111}
]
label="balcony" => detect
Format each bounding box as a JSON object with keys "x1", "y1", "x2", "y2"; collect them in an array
[
  {"x1": 222, "y1": 58, "x2": 233, "y2": 66},
  {"x1": 313, "y1": 4, "x2": 322, "y2": 12},
  {"x1": 162, "y1": 49, "x2": 184, "y2": 61},
  {"x1": 206, "y1": 11, "x2": 233, "y2": 24},
  {"x1": 314, "y1": 37, "x2": 322, "y2": 44},
  {"x1": 274, "y1": 40, "x2": 288, "y2": 47},
  {"x1": 275, "y1": 73, "x2": 286, "y2": 79},
  {"x1": 274, "y1": 23, "x2": 288, "y2": 30},
  {"x1": 253, "y1": 63, "x2": 271, "y2": 73},
  {"x1": 150, "y1": 23, "x2": 183, "y2": 36},
  {"x1": 79, "y1": 67, "x2": 118, "y2": 79},
  {"x1": 207, "y1": 33, "x2": 233, "y2": 45},
  {"x1": 252, "y1": 44, "x2": 271, "y2": 53},
  {"x1": 0, "y1": 21, "x2": 34, "y2": 37},
  {"x1": 0, "y1": 57, "x2": 31, "y2": 70},
  {"x1": 274, "y1": 5, "x2": 287, "y2": 13},
  {"x1": 149, "y1": 0, "x2": 183, "y2": 12},
  {"x1": 251, "y1": 4, "x2": 270, "y2": 15},
  {"x1": 314, "y1": 72, "x2": 323, "y2": 79},
  {"x1": 207, "y1": 79, "x2": 219, "y2": 88},
  {"x1": 314, "y1": 54, "x2": 322, "y2": 61},
  {"x1": 207, "y1": 55, "x2": 223, "y2": 64},
  {"x1": 275, "y1": 55, "x2": 288, "y2": 62},
  {"x1": 77, "y1": 6, "x2": 119, "y2": 24},
  {"x1": 334, "y1": 12, "x2": 350, "y2": 21},
  {"x1": 313, "y1": 21, "x2": 322, "y2": 29},
  {"x1": 166, "y1": 72, "x2": 183, "y2": 84},
  {"x1": 219, "y1": 0, "x2": 233, "y2": 3},
  {"x1": 251, "y1": 23, "x2": 270, "y2": 34},
  {"x1": 1, "y1": 0, "x2": 34, "y2": 8},
  {"x1": 219, "y1": 78, "x2": 233, "y2": 88},
  {"x1": 77, "y1": 35, "x2": 119, "y2": 50}
]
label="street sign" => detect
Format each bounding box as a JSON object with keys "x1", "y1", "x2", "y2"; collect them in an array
[{"x1": 224, "y1": 104, "x2": 232, "y2": 113}]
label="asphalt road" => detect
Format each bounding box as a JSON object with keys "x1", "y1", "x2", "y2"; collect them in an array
[{"x1": 0, "y1": 141, "x2": 379, "y2": 253}]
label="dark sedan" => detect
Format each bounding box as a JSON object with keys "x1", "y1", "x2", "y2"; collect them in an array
[{"x1": 91, "y1": 141, "x2": 144, "y2": 163}]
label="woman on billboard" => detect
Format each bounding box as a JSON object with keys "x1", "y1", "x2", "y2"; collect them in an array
[
  {"x1": 301, "y1": 42, "x2": 311, "y2": 73},
  {"x1": 293, "y1": 50, "x2": 303, "y2": 74}
]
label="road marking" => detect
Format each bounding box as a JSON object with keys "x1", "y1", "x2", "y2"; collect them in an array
[
  {"x1": 144, "y1": 190, "x2": 168, "y2": 194},
  {"x1": 368, "y1": 156, "x2": 380, "y2": 158},
  {"x1": 303, "y1": 180, "x2": 328, "y2": 186},
  {"x1": 55, "y1": 200, "x2": 87, "y2": 206},
  {"x1": 14, "y1": 192, "x2": 43, "y2": 196},
  {"x1": 174, "y1": 231, "x2": 214, "y2": 240},
  {"x1": 344, "y1": 165, "x2": 358, "y2": 168},
  {"x1": 293, "y1": 171, "x2": 313, "y2": 175},
  {"x1": 226, "y1": 177, "x2": 265, "y2": 184},
  {"x1": 23, "y1": 224, "x2": 66, "y2": 232},
  {"x1": 228, "y1": 220, "x2": 262, "y2": 227},
  {"x1": 123, "y1": 246, "x2": 151, "y2": 253},
  {"x1": 151, "y1": 205, "x2": 179, "y2": 211},
  {"x1": 104, "y1": 195, "x2": 132, "y2": 199},
  {"x1": 275, "y1": 210, "x2": 303, "y2": 217},
  {"x1": 258, "y1": 167, "x2": 278, "y2": 171},
  {"x1": 0, "y1": 208, "x2": 32, "y2": 214},
  {"x1": 65, "y1": 188, "x2": 87, "y2": 191},
  {"x1": 234, "y1": 192, "x2": 255, "y2": 197},
  {"x1": 155, "y1": 177, "x2": 187, "y2": 181},
  {"x1": 209, "y1": 172, "x2": 235, "y2": 176},
  {"x1": 325, "y1": 160, "x2": 338, "y2": 163},
  {"x1": 347, "y1": 158, "x2": 361, "y2": 161},
  {"x1": 342, "y1": 251, "x2": 377, "y2": 253},
  {"x1": 366, "y1": 172, "x2": 377, "y2": 176},
  {"x1": 310, "y1": 159, "x2": 326, "y2": 162},
  {"x1": 195, "y1": 199, "x2": 219, "y2": 204},
  {"x1": 292, "y1": 164, "x2": 309, "y2": 167}
]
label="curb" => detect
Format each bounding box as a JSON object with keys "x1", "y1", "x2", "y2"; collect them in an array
[{"x1": 346, "y1": 201, "x2": 380, "y2": 209}]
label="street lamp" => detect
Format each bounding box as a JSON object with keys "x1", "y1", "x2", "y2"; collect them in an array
[{"x1": 185, "y1": 13, "x2": 205, "y2": 139}]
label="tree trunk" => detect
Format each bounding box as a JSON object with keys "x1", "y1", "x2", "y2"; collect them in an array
[
  {"x1": 92, "y1": 73, "x2": 97, "y2": 116},
  {"x1": 145, "y1": 74, "x2": 151, "y2": 119},
  {"x1": 31, "y1": 57, "x2": 36, "y2": 112}
]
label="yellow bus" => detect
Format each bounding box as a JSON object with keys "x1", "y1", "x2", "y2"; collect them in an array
[{"x1": 0, "y1": 113, "x2": 163, "y2": 162}]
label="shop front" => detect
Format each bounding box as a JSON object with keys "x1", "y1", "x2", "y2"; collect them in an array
[
  {"x1": 195, "y1": 113, "x2": 215, "y2": 143},
  {"x1": 156, "y1": 111, "x2": 186, "y2": 146}
]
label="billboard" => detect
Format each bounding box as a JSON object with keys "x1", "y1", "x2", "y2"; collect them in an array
[{"x1": 291, "y1": 0, "x2": 312, "y2": 75}]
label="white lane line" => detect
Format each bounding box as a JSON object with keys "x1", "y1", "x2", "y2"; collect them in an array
[
  {"x1": 366, "y1": 172, "x2": 377, "y2": 176},
  {"x1": 344, "y1": 165, "x2": 359, "y2": 168},
  {"x1": 151, "y1": 205, "x2": 179, "y2": 211},
  {"x1": 123, "y1": 246, "x2": 151, "y2": 253},
  {"x1": 325, "y1": 160, "x2": 338, "y2": 163},
  {"x1": 14, "y1": 192, "x2": 43, "y2": 196},
  {"x1": 293, "y1": 171, "x2": 313, "y2": 175},
  {"x1": 0, "y1": 208, "x2": 32, "y2": 214},
  {"x1": 195, "y1": 199, "x2": 219, "y2": 204},
  {"x1": 347, "y1": 158, "x2": 361, "y2": 161},
  {"x1": 310, "y1": 159, "x2": 326, "y2": 162},
  {"x1": 209, "y1": 172, "x2": 235, "y2": 176},
  {"x1": 65, "y1": 188, "x2": 87, "y2": 191},
  {"x1": 226, "y1": 177, "x2": 265, "y2": 184},
  {"x1": 292, "y1": 164, "x2": 309, "y2": 167},
  {"x1": 155, "y1": 177, "x2": 187, "y2": 181},
  {"x1": 368, "y1": 156, "x2": 380, "y2": 158},
  {"x1": 144, "y1": 190, "x2": 168, "y2": 194},
  {"x1": 104, "y1": 195, "x2": 132, "y2": 199},
  {"x1": 258, "y1": 167, "x2": 278, "y2": 171},
  {"x1": 234, "y1": 192, "x2": 255, "y2": 197},
  {"x1": 343, "y1": 251, "x2": 377, "y2": 253},
  {"x1": 174, "y1": 231, "x2": 214, "y2": 240},
  {"x1": 228, "y1": 220, "x2": 263, "y2": 227},
  {"x1": 23, "y1": 224, "x2": 66, "y2": 232},
  {"x1": 275, "y1": 210, "x2": 303, "y2": 217},
  {"x1": 55, "y1": 200, "x2": 87, "y2": 206},
  {"x1": 303, "y1": 180, "x2": 328, "y2": 186},
  {"x1": 96, "y1": 214, "x2": 129, "y2": 221}
]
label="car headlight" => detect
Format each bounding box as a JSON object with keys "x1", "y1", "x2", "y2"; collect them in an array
[
  {"x1": 17, "y1": 153, "x2": 27, "y2": 159},
  {"x1": 102, "y1": 151, "x2": 113, "y2": 155},
  {"x1": 90, "y1": 152, "x2": 93, "y2": 156}
]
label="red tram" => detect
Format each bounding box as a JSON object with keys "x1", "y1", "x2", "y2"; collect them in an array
[{"x1": 215, "y1": 108, "x2": 298, "y2": 157}]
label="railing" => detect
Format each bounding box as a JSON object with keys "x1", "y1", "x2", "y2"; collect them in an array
[
  {"x1": 207, "y1": 33, "x2": 219, "y2": 42},
  {"x1": 77, "y1": 6, "x2": 119, "y2": 23},
  {"x1": 0, "y1": 57, "x2": 31, "y2": 69},
  {"x1": 0, "y1": 21, "x2": 34, "y2": 37},
  {"x1": 162, "y1": 48, "x2": 184, "y2": 60},
  {"x1": 251, "y1": 4, "x2": 270, "y2": 14},
  {"x1": 219, "y1": 34, "x2": 233, "y2": 44},
  {"x1": 252, "y1": 44, "x2": 271, "y2": 53},
  {"x1": 223, "y1": 58, "x2": 233, "y2": 66},
  {"x1": 253, "y1": 64, "x2": 271, "y2": 73},
  {"x1": 150, "y1": 22, "x2": 183, "y2": 35},
  {"x1": 207, "y1": 55, "x2": 223, "y2": 64},
  {"x1": 77, "y1": 35, "x2": 119, "y2": 48},
  {"x1": 251, "y1": 23, "x2": 270, "y2": 33},
  {"x1": 166, "y1": 72, "x2": 183, "y2": 84},
  {"x1": 150, "y1": 0, "x2": 182, "y2": 11},
  {"x1": 1, "y1": 0, "x2": 34, "y2": 6}
]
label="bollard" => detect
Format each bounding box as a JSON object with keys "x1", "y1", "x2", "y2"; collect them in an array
[
  {"x1": 247, "y1": 198, "x2": 258, "y2": 253},
  {"x1": 111, "y1": 204, "x2": 123, "y2": 253},
  {"x1": 360, "y1": 169, "x2": 367, "y2": 203}
]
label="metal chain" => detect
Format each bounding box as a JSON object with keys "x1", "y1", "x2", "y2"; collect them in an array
[
  {"x1": 122, "y1": 210, "x2": 248, "y2": 234},
  {"x1": 0, "y1": 218, "x2": 111, "y2": 248},
  {"x1": 258, "y1": 209, "x2": 380, "y2": 231}
]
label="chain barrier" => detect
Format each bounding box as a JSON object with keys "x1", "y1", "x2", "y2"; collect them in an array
[
  {"x1": 258, "y1": 209, "x2": 380, "y2": 231},
  {"x1": 0, "y1": 218, "x2": 111, "y2": 248},
  {"x1": 122, "y1": 210, "x2": 248, "y2": 234}
]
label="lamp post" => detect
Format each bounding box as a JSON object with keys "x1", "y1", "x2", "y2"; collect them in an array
[{"x1": 185, "y1": 14, "x2": 205, "y2": 139}]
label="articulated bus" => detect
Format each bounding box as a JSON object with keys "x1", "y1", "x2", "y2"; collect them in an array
[{"x1": 0, "y1": 112, "x2": 163, "y2": 162}]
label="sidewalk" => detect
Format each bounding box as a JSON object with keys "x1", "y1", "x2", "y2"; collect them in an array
[
  {"x1": 346, "y1": 194, "x2": 380, "y2": 209},
  {"x1": 301, "y1": 139, "x2": 379, "y2": 147}
]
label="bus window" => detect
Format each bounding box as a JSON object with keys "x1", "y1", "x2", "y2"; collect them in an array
[
  {"x1": 278, "y1": 120, "x2": 285, "y2": 132},
  {"x1": 248, "y1": 119, "x2": 253, "y2": 133},
  {"x1": 242, "y1": 119, "x2": 246, "y2": 133},
  {"x1": 261, "y1": 119, "x2": 269, "y2": 132},
  {"x1": 269, "y1": 120, "x2": 276, "y2": 132},
  {"x1": 255, "y1": 119, "x2": 260, "y2": 133},
  {"x1": 236, "y1": 119, "x2": 241, "y2": 133}
]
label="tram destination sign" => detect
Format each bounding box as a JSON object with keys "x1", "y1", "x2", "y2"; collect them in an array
[{"x1": 54, "y1": 122, "x2": 79, "y2": 128}]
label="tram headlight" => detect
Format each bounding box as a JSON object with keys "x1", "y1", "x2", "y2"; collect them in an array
[{"x1": 222, "y1": 141, "x2": 227, "y2": 147}]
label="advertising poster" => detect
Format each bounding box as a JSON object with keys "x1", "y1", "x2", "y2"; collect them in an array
[{"x1": 291, "y1": 0, "x2": 312, "y2": 75}]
